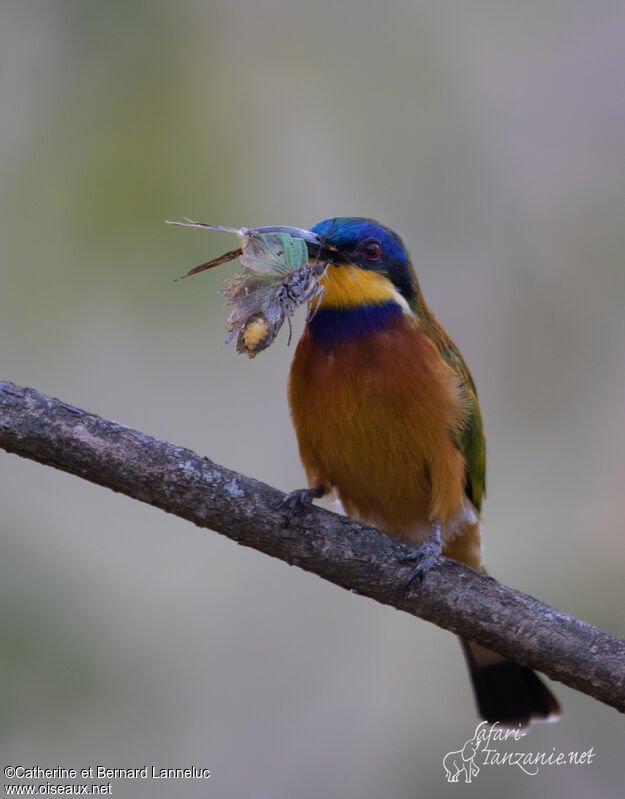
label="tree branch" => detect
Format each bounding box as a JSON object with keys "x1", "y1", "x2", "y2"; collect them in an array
[{"x1": 1, "y1": 379, "x2": 623, "y2": 713}]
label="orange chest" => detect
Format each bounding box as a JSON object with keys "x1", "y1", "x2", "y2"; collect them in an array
[
  {"x1": 290, "y1": 310, "x2": 463, "y2": 445},
  {"x1": 288, "y1": 310, "x2": 467, "y2": 530}
]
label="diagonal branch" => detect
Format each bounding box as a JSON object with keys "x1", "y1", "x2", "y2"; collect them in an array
[{"x1": 1, "y1": 379, "x2": 624, "y2": 713}]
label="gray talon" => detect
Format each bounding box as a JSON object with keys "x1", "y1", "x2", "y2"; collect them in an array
[
  {"x1": 278, "y1": 485, "x2": 325, "y2": 526},
  {"x1": 404, "y1": 520, "x2": 442, "y2": 588}
]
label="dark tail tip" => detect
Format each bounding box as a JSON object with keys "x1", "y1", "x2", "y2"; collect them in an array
[{"x1": 462, "y1": 640, "x2": 561, "y2": 728}]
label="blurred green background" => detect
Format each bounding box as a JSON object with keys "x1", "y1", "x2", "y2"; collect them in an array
[{"x1": 1, "y1": 1, "x2": 624, "y2": 797}]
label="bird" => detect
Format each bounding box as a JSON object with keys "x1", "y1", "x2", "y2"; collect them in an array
[{"x1": 283, "y1": 216, "x2": 560, "y2": 727}]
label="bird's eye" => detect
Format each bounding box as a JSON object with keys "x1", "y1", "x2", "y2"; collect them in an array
[{"x1": 362, "y1": 240, "x2": 381, "y2": 260}]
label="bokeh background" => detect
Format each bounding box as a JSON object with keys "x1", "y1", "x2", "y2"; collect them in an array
[{"x1": 1, "y1": 1, "x2": 624, "y2": 797}]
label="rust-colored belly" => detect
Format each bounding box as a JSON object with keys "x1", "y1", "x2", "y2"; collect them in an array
[{"x1": 288, "y1": 315, "x2": 469, "y2": 543}]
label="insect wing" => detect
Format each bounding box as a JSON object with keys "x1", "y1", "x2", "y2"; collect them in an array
[
  {"x1": 280, "y1": 233, "x2": 308, "y2": 270},
  {"x1": 220, "y1": 271, "x2": 272, "y2": 302},
  {"x1": 239, "y1": 231, "x2": 308, "y2": 276},
  {"x1": 165, "y1": 219, "x2": 242, "y2": 234},
  {"x1": 222, "y1": 274, "x2": 283, "y2": 344},
  {"x1": 175, "y1": 248, "x2": 243, "y2": 281}
]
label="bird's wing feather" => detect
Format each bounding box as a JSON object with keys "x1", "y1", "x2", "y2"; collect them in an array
[{"x1": 411, "y1": 301, "x2": 486, "y2": 512}]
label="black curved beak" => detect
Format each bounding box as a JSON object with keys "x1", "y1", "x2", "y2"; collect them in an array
[
  {"x1": 167, "y1": 219, "x2": 345, "y2": 281},
  {"x1": 253, "y1": 225, "x2": 345, "y2": 263}
]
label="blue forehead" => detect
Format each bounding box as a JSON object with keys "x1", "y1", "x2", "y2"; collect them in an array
[{"x1": 311, "y1": 217, "x2": 408, "y2": 261}]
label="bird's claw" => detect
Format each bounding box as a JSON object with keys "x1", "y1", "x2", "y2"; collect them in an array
[
  {"x1": 278, "y1": 485, "x2": 325, "y2": 527},
  {"x1": 401, "y1": 520, "x2": 442, "y2": 591}
]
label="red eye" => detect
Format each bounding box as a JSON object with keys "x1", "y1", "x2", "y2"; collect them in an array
[{"x1": 362, "y1": 240, "x2": 380, "y2": 260}]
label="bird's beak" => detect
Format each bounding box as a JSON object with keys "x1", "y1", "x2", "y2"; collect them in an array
[
  {"x1": 168, "y1": 219, "x2": 345, "y2": 281},
  {"x1": 253, "y1": 225, "x2": 345, "y2": 264}
]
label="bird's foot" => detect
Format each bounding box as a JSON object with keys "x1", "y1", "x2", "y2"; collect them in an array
[
  {"x1": 278, "y1": 485, "x2": 325, "y2": 526},
  {"x1": 400, "y1": 520, "x2": 442, "y2": 590}
]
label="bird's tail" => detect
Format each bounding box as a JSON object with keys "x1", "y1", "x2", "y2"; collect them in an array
[{"x1": 460, "y1": 639, "x2": 561, "y2": 728}]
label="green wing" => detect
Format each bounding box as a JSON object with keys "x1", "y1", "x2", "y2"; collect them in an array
[
  {"x1": 458, "y1": 374, "x2": 486, "y2": 513},
  {"x1": 411, "y1": 299, "x2": 486, "y2": 512}
]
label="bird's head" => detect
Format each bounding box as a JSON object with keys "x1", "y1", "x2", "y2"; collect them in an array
[
  {"x1": 266, "y1": 217, "x2": 426, "y2": 350},
  {"x1": 245, "y1": 217, "x2": 423, "y2": 324},
  {"x1": 308, "y1": 217, "x2": 418, "y2": 306}
]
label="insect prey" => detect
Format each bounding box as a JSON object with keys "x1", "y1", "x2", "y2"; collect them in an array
[{"x1": 166, "y1": 219, "x2": 330, "y2": 358}]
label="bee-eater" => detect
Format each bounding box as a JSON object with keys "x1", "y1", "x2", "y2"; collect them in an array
[{"x1": 284, "y1": 217, "x2": 560, "y2": 727}]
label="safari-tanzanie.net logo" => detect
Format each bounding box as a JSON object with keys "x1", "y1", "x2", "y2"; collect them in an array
[{"x1": 442, "y1": 722, "x2": 595, "y2": 783}]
